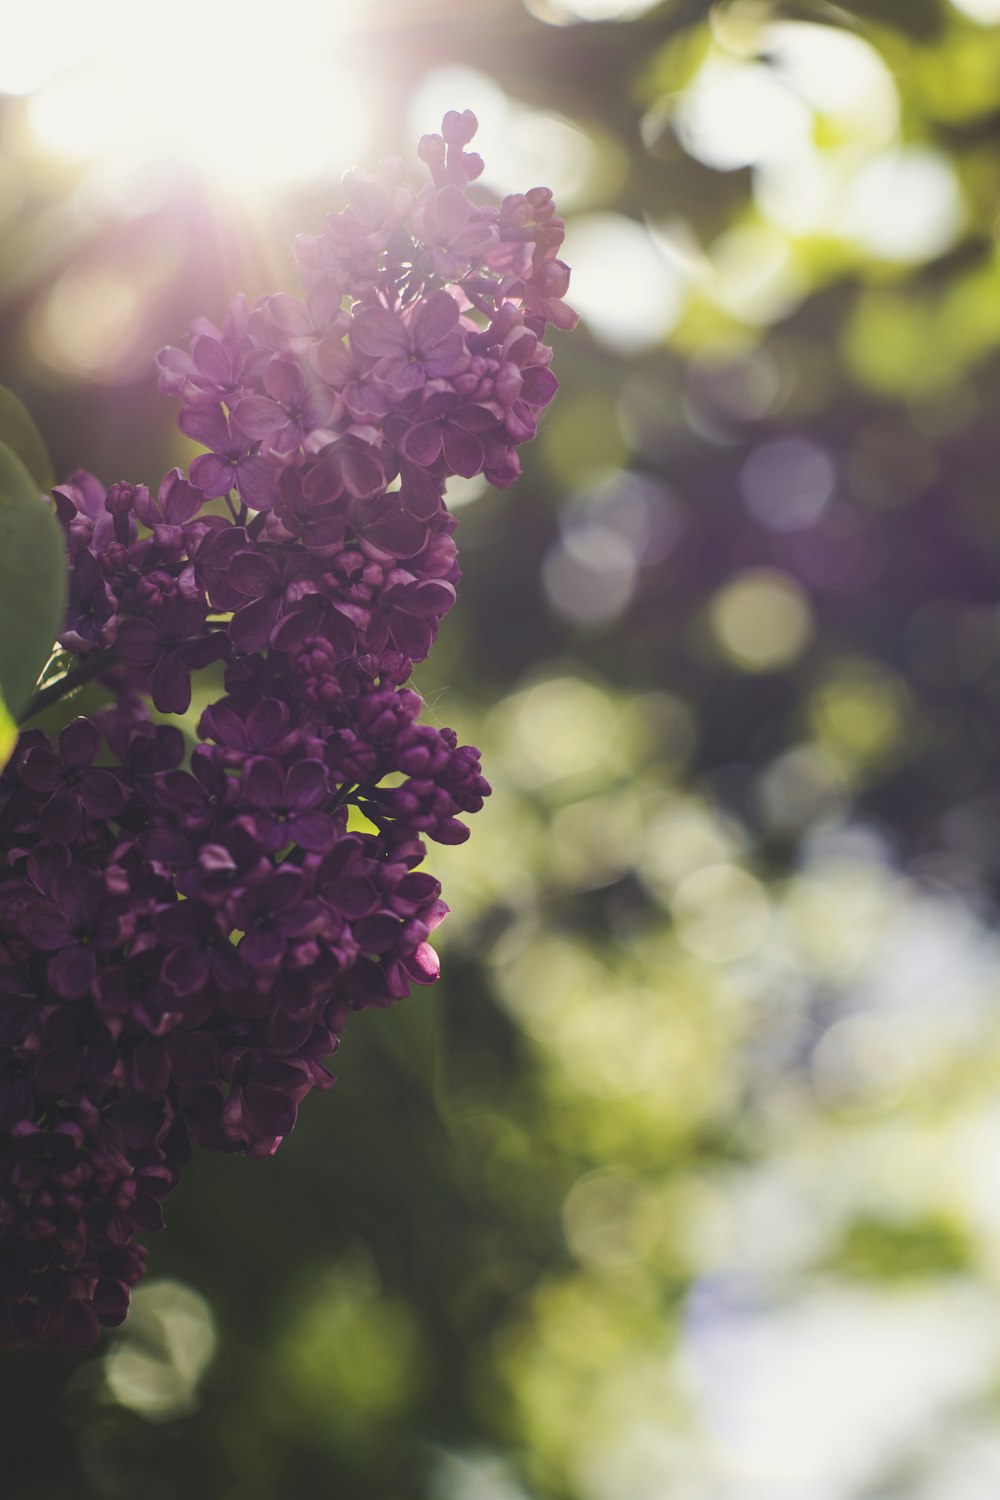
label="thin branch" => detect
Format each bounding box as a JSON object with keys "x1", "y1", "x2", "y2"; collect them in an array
[
  {"x1": 20, "y1": 648, "x2": 118, "y2": 724},
  {"x1": 328, "y1": 782, "x2": 359, "y2": 815}
]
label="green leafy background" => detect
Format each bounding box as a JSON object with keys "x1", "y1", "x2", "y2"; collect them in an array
[
  {"x1": 7, "y1": 2, "x2": 1000, "y2": 1497},
  {"x1": 0, "y1": 411, "x2": 65, "y2": 739}
]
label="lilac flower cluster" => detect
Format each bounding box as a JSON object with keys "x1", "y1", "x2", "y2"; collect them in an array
[{"x1": 0, "y1": 112, "x2": 575, "y2": 1349}]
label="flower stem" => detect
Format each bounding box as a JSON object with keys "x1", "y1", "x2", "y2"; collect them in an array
[{"x1": 20, "y1": 648, "x2": 118, "y2": 724}]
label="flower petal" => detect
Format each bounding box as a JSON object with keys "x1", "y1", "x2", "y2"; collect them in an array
[
  {"x1": 352, "y1": 306, "x2": 408, "y2": 359},
  {"x1": 58, "y1": 718, "x2": 100, "y2": 773}
]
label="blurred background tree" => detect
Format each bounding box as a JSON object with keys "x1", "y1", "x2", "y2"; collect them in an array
[{"x1": 8, "y1": 0, "x2": 1000, "y2": 1496}]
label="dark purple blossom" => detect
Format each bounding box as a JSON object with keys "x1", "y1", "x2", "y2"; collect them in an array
[
  {"x1": 133, "y1": 467, "x2": 206, "y2": 549},
  {"x1": 152, "y1": 901, "x2": 247, "y2": 999},
  {"x1": 313, "y1": 337, "x2": 391, "y2": 424},
  {"x1": 181, "y1": 406, "x2": 279, "y2": 509},
  {"x1": 233, "y1": 867, "x2": 322, "y2": 970},
  {"x1": 352, "y1": 290, "x2": 466, "y2": 397},
  {"x1": 0, "y1": 108, "x2": 573, "y2": 1349},
  {"x1": 400, "y1": 386, "x2": 500, "y2": 478},
  {"x1": 233, "y1": 358, "x2": 340, "y2": 455},
  {"x1": 226, "y1": 548, "x2": 322, "y2": 654},
  {"x1": 20, "y1": 720, "x2": 123, "y2": 842},
  {"x1": 60, "y1": 545, "x2": 118, "y2": 652},
  {"x1": 239, "y1": 757, "x2": 335, "y2": 853},
  {"x1": 20, "y1": 867, "x2": 119, "y2": 999},
  {"x1": 117, "y1": 597, "x2": 227, "y2": 714}
]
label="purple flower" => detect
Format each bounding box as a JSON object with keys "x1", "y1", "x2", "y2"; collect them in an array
[
  {"x1": 400, "y1": 386, "x2": 500, "y2": 478},
  {"x1": 308, "y1": 433, "x2": 387, "y2": 502},
  {"x1": 221, "y1": 1053, "x2": 315, "y2": 1157},
  {"x1": 198, "y1": 697, "x2": 291, "y2": 760},
  {"x1": 234, "y1": 867, "x2": 322, "y2": 969},
  {"x1": 181, "y1": 405, "x2": 279, "y2": 509},
  {"x1": 410, "y1": 183, "x2": 498, "y2": 280},
  {"x1": 270, "y1": 592, "x2": 357, "y2": 659},
  {"x1": 366, "y1": 575, "x2": 456, "y2": 662},
  {"x1": 117, "y1": 597, "x2": 227, "y2": 714},
  {"x1": 133, "y1": 467, "x2": 206, "y2": 550},
  {"x1": 0, "y1": 107, "x2": 573, "y2": 1347},
  {"x1": 226, "y1": 548, "x2": 321, "y2": 654},
  {"x1": 249, "y1": 286, "x2": 349, "y2": 356},
  {"x1": 52, "y1": 469, "x2": 108, "y2": 556},
  {"x1": 61, "y1": 545, "x2": 119, "y2": 653},
  {"x1": 417, "y1": 109, "x2": 484, "y2": 188},
  {"x1": 352, "y1": 290, "x2": 466, "y2": 398},
  {"x1": 233, "y1": 358, "x2": 340, "y2": 455},
  {"x1": 152, "y1": 900, "x2": 247, "y2": 998},
  {"x1": 20, "y1": 718, "x2": 123, "y2": 842},
  {"x1": 349, "y1": 494, "x2": 431, "y2": 562},
  {"x1": 239, "y1": 757, "x2": 335, "y2": 853},
  {"x1": 0, "y1": 1099, "x2": 179, "y2": 1349},
  {"x1": 269, "y1": 467, "x2": 348, "y2": 552},
  {"x1": 21, "y1": 867, "x2": 119, "y2": 999},
  {"x1": 156, "y1": 294, "x2": 265, "y2": 402},
  {"x1": 313, "y1": 337, "x2": 390, "y2": 423}
]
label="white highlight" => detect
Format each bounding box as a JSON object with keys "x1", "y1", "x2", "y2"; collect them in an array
[
  {"x1": 844, "y1": 148, "x2": 965, "y2": 263},
  {"x1": 565, "y1": 212, "x2": 683, "y2": 352},
  {"x1": 766, "y1": 21, "x2": 899, "y2": 145},
  {"x1": 681, "y1": 1281, "x2": 1000, "y2": 1496},
  {"x1": 950, "y1": 0, "x2": 1000, "y2": 21},
  {"x1": 13, "y1": 0, "x2": 374, "y2": 195},
  {"x1": 105, "y1": 1279, "x2": 217, "y2": 1421},
  {"x1": 677, "y1": 60, "x2": 812, "y2": 172},
  {"x1": 409, "y1": 66, "x2": 597, "y2": 210},
  {"x1": 525, "y1": 0, "x2": 661, "y2": 21}
]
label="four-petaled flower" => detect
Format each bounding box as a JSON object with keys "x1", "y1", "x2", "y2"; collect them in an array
[{"x1": 351, "y1": 290, "x2": 466, "y2": 398}]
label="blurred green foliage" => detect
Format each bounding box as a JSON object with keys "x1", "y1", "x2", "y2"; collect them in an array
[{"x1": 8, "y1": 1, "x2": 1000, "y2": 1497}]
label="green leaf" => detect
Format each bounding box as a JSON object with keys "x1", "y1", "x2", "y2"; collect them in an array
[
  {"x1": 0, "y1": 439, "x2": 67, "y2": 721},
  {"x1": 0, "y1": 683, "x2": 17, "y2": 774},
  {"x1": 0, "y1": 384, "x2": 56, "y2": 494}
]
